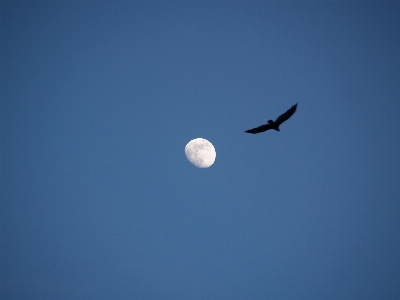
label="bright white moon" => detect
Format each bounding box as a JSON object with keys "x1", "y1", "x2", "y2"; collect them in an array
[{"x1": 185, "y1": 138, "x2": 216, "y2": 168}]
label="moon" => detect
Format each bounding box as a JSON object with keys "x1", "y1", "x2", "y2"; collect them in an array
[{"x1": 185, "y1": 138, "x2": 216, "y2": 168}]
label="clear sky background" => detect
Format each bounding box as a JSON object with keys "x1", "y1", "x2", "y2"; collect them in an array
[{"x1": 1, "y1": 1, "x2": 400, "y2": 299}]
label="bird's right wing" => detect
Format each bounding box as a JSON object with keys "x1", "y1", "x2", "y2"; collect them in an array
[
  {"x1": 274, "y1": 103, "x2": 297, "y2": 126},
  {"x1": 245, "y1": 123, "x2": 273, "y2": 134}
]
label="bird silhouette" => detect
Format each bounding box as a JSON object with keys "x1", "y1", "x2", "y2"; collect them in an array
[{"x1": 245, "y1": 103, "x2": 297, "y2": 134}]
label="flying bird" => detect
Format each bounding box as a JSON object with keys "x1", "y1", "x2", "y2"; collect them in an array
[{"x1": 245, "y1": 103, "x2": 298, "y2": 134}]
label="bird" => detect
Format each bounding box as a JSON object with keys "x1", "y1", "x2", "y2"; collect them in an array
[{"x1": 245, "y1": 103, "x2": 298, "y2": 134}]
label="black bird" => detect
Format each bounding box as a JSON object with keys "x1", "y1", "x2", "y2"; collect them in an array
[{"x1": 245, "y1": 103, "x2": 298, "y2": 134}]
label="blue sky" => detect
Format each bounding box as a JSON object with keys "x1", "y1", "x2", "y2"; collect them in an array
[{"x1": 1, "y1": 1, "x2": 400, "y2": 299}]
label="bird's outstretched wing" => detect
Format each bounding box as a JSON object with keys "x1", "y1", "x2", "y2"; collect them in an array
[
  {"x1": 245, "y1": 123, "x2": 273, "y2": 134},
  {"x1": 274, "y1": 103, "x2": 297, "y2": 126}
]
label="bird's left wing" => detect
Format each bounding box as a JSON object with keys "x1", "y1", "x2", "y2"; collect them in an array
[{"x1": 245, "y1": 123, "x2": 273, "y2": 134}]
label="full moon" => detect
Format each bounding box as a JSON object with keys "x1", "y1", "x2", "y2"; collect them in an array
[{"x1": 185, "y1": 138, "x2": 216, "y2": 168}]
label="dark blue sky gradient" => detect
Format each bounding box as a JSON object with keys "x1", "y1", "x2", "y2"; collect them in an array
[{"x1": 1, "y1": 1, "x2": 400, "y2": 299}]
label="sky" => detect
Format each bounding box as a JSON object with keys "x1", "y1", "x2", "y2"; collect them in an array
[{"x1": 1, "y1": 1, "x2": 400, "y2": 299}]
